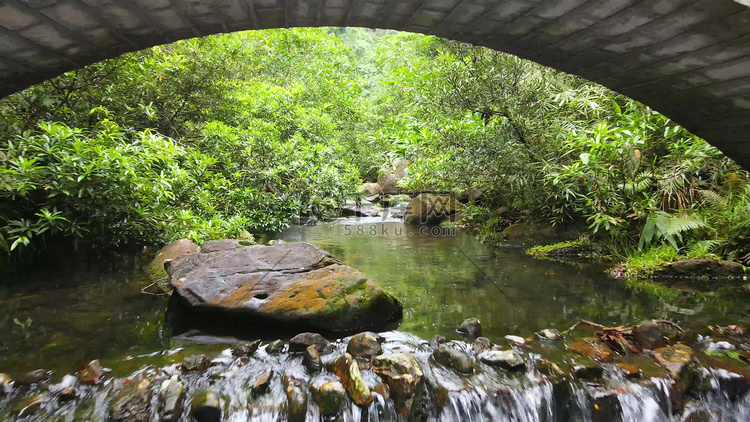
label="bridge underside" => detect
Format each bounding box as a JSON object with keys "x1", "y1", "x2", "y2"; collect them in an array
[{"x1": 0, "y1": 0, "x2": 749, "y2": 168}]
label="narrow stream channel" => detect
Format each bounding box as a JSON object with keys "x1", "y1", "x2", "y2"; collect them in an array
[{"x1": 1, "y1": 216, "x2": 749, "y2": 420}]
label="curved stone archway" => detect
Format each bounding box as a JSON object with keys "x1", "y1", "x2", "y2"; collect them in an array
[{"x1": 0, "y1": 1, "x2": 749, "y2": 168}]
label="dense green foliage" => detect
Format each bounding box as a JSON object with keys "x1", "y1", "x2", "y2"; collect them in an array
[
  {"x1": 0, "y1": 30, "x2": 366, "y2": 256},
  {"x1": 368, "y1": 33, "x2": 750, "y2": 270},
  {"x1": 1, "y1": 28, "x2": 748, "y2": 272}
]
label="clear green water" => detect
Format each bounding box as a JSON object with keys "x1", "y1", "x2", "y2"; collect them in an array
[{"x1": 1, "y1": 218, "x2": 749, "y2": 377}]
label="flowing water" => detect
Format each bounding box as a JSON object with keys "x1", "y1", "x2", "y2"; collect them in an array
[{"x1": 1, "y1": 215, "x2": 749, "y2": 420}]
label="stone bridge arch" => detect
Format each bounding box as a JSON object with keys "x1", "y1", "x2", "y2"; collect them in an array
[{"x1": 0, "y1": 1, "x2": 749, "y2": 167}]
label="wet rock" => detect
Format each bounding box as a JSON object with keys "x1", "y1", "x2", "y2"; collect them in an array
[
  {"x1": 683, "y1": 407, "x2": 721, "y2": 422},
  {"x1": 652, "y1": 259, "x2": 745, "y2": 278},
  {"x1": 232, "y1": 340, "x2": 261, "y2": 357},
  {"x1": 191, "y1": 391, "x2": 222, "y2": 422},
  {"x1": 109, "y1": 374, "x2": 152, "y2": 422},
  {"x1": 342, "y1": 199, "x2": 380, "y2": 217},
  {"x1": 303, "y1": 345, "x2": 323, "y2": 373},
  {"x1": 617, "y1": 363, "x2": 642, "y2": 379},
  {"x1": 536, "y1": 328, "x2": 563, "y2": 341},
  {"x1": 505, "y1": 335, "x2": 526, "y2": 345},
  {"x1": 589, "y1": 389, "x2": 622, "y2": 422},
  {"x1": 404, "y1": 194, "x2": 461, "y2": 225},
  {"x1": 13, "y1": 393, "x2": 45, "y2": 418},
  {"x1": 432, "y1": 344, "x2": 474, "y2": 374},
  {"x1": 536, "y1": 358, "x2": 566, "y2": 379},
  {"x1": 59, "y1": 387, "x2": 77, "y2": 402},
  {"x1": 182, "y1": 354, "x2": 210, "y2": 372},
  {"x1": 653, "y1": 344, "x2": 694, "y2": 379},
  {"x1": 158, "y1": 376, "x2": 185, "y2": 422},
  {"x1": 169, "y1": 242, "x2": 402, "y2": 333},
  {"x1": 568, "y1": 356, "x2": 603, "y2": 380},
  {"x1": 289, "y1": 332, "x2": 329, "y2": 353},
  {"x1": 372, "y1": 353, "x2": 425, "y2": 416},
  {"x1": 20, "y1": 369, "x2": 51, "y2": 386},
  {"x1": 78, "y1": 359, "x2": 105, "y2": 385},
  {"x1": 346, "y1": 332, "x2": 384, "y2": 359},
  {"x1": 472, "y1": 337, "x2": 491, "y2": 354},
  {"x1": 378, "y1": 159, "x2": 409, "y2": 194},
  {"x1": 310, "y1": 379, "x2": 346, "y2": 416},
  {"x1": 252, "y1": 369, "x2": 274, "y2": 396},
  {"x1": 360, "y1": 182, "x2": 383, "y2": 196},
  {"x1": 568, "y1": 337, "x2": 613, "y2": 362},
  {"x1": 479, "y1": 350, "x2": 526, "y2": 371},
  {"x1": 654, "y1": 344, "x2": 697, "y2": 408},
  {"x1": 49, "y1": 374, "x2": 78, "y2": 402},
  {"x1": 149, "y1": 239, "x2": 198, "y2": 280},
  {"x1": 265, "y1": 340, "x2": 285, "y2": 354},
  {"x1": 430, "y1": 335, "x2": 447, "y2": 348},
  {"x1": 290, "y1": 215, "x2": 318, "y2": 226},
  {"x1": 633, "y1": 321, "x2": 668, "y2": 350},
  {"x1": 331, "y1": 353, "x2": 374, "y2": 406},
  {"x1": 703, "y1": 355, "x2": 750, "y2": 401},
  {"x1": 283, "y1": 375, "x2": 307, "y2": 422},
  {"x1": 456, "y1": 318, "x2": 482, "y2": 338},
  {"x1": 0, "y1": 373, "x2": 13, "y2": 395}
]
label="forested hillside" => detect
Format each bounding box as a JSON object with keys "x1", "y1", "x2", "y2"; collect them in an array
[{"x1": 1, "y1": 28, "x2": 748, "y2": 273}]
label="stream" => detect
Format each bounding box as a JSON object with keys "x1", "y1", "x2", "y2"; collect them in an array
[{"x1": 1, "y1": 215, "x2": 749, "y2": 420}]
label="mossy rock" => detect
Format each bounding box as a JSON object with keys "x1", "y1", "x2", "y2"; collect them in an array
[
  {"x1": 168, "y1": 242, "x2": 403, "y2": 333},
  {"x1": 148, "y1": 239, "x2": 198, "y2": 281}
]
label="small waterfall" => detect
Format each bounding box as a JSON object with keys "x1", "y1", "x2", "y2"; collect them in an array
[{"x1": 1, "y1": 331, "x2": 748, "y2": 421}]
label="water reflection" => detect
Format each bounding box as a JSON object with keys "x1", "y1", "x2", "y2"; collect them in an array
[{"x1": 274, "y1": 218, "x2": 750, "y2": 341}]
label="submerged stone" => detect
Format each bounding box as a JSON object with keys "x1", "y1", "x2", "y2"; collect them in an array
[
  {"x1": 289, "y1": 332, "x2": 329, "y2": 353},
  {"x1": 13, "y1": 393, "x2": 45, "y2": 418},
  {"x1": 109, "y1": 374, "x2": 152, "y2": 422},
  {"x1": 568, "y1": 337, "x2": 613, "y2": 362},
  {"x1": 168, "y1": 242, "x2": 402, "y2": 333},
  {"x1": 589, "y1": 389, "x2": 622, "y2": 422},
  {"x1": 479, "y1": 350, "x2": 526, "y2": 371},
  {"x1": 432, "y1": 344, "x2": 474, "y2": 374},
  {"x1": 310, "y1": 379, "x2": 346, "y2": 415},
  {"x1": 347, "y1": 332, "x2": 384, "y2": 359},
  {"x1": 568, "y1": 356, "x2": 603, "y2": 380},
  {"x1": 634, "y1": 321, "x2": 668, "y2": 350},
  {"x1": 331, "y1": 353, "x2": 374, "y2": 406},
  {"x1": 191, "y1": 391, "x2": 222, "y2": 422},
  {"x1": 158, "y1": 376, "x2": 185, "y2": 422},
  {"x1": 617, "y1": 363, "x2": 642, "y2": 379}
]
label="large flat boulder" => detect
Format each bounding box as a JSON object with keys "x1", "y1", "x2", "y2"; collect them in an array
[{"x1": 168, "y1": 241, "x2": 402, "y2": 334}]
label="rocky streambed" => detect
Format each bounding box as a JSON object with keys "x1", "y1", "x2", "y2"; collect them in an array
[{"x1": 2, "y1": 318, "x2": 750, "y2": 421}]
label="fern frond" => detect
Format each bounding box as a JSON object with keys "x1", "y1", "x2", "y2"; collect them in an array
[
  {"x1": 664, "y1": 215, "x2": 707, "y2": 237},
  {"x1": 700, "y1": 189, "x2": 727, "y2": 210}
]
